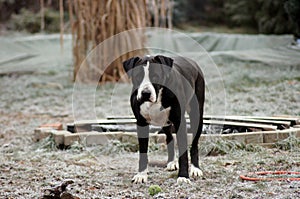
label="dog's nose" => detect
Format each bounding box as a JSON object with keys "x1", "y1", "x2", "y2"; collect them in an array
[
  {"x1": 141, "y1": 90, "x2": 151, "y2": 100},
  {"x1": 142, "y1": 90, "x2": 151, "y2": 97}
]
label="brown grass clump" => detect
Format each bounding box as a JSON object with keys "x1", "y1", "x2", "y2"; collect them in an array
[{"x1": 66, "y1": 0, "x2": 173, "y2": 83}]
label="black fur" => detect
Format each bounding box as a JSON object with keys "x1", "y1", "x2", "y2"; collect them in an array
[{"x1": 123, "y1": 55, "x2": 205, "y2": 180}]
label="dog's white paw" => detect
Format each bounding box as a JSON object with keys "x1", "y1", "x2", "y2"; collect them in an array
[
  {"x1": 190, "y1": 164, "x2": 203, "y2": 178},
  {"x1": 166, "y1": 160, "x2": 178, "y2": 171},
  {"x1": 177, "y1": 177, "x2": 191, "y2": 184},
  {"x1": 132, "y1": 171, "x2": 148, "y2": 183}
]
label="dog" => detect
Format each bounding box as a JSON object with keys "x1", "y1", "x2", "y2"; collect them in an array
[{"x1": 123, "y1": 55, "x2": 205, "y2": 184}]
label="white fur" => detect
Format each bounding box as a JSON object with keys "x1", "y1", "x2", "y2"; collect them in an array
[
  {"x1": 132, "y1": 169, "x2": 148, "y2": 183},
  {"x1": 140, "y1": 88, "x2": 171, "y2": 127},
  {"x1": 137, "y1": 61, "x2": 156, "y2": 102},
  {"x1": 190, "y1": 164, "x2": 203, "y2": 177},
  {"x1": 177, "y1": 177, "x2": 192, "y2": 184},
  {"x1": 166, "y1": 160, "x2": 178, "y2": 171}
]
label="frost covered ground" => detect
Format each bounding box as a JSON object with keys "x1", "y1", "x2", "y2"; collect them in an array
[{"x1": 0, "y1": 34, "x2": 300, "y2": 198}]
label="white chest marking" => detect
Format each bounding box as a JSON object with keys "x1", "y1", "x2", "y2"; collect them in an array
[{"x1": 140, "y1": 88, "x2": 171, "y2": 127}]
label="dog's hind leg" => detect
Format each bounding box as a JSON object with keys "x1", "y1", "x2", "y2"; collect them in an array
[
  {"x1": 189, "y1": 95, "x2": 201, "y2": 168},
  {"x1": 174, "y1": 115, "x2": 190, "y2": 183},
  {"x1": 189, "y1": 76, "x2": 204, "y2": 178},
  {"x1": 167, "y1": 99, "x2": 190, "y2": 183}
]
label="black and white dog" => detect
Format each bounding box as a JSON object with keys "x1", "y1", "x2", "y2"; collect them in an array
[{"x1": 123, "y1": 55, "x2": 205, "y2": 184}]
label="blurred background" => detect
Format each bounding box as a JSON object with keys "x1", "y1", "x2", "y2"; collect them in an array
[
  {"x1": 0, "y1": 0, "x2": 299, "y2": 36},
  {"x1": 0, "y1": 0, "x2": 299, "y2": 117},
  {"x1": 1, "y1": 0, "x2": 300, "y2": 82}
]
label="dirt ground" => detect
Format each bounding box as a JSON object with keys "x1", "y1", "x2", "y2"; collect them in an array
[{"x1": 0, "y1": 34, "x2": 300, "y2": 198}]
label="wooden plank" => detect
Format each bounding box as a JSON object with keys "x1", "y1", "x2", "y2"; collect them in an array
[
  {"x1": 106, "y1": 115, "x2": 293, "y2": 129},
  {"x1": 204, "y1": 116, "x2": 290, "y2": 129},
  {"x1": 104, "y1": 118, "x2": 278, "y2": 131},
  {"x1": 67, "y1": 119, "x2": 137, "y2": 133},
  {"x1": 75, "y1": 119, "x2": 136, "y2": 125},
  {"x1": 203, "y1": 120, "x2": 277, "y2": 131},
  {"x1": 106, "y1": 115, "x2": 135, "y2": 120},
  {"x1": 91, "y1": 124, "x2": 162, "y2": 133},
  {"x1": 68, "y1": 118, "x2": 277, "y2": 133},
  {"x1": 233, "y1": 116, "x2": 300, "y2": 126}
]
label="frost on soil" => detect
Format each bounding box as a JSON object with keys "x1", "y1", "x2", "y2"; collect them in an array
[{"x1": 0, "y1": 34, "x2": 300, "y2": 198}]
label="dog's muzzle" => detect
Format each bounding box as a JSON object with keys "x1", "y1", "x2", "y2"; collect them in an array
[
  {"x1": 141, "y1": 89, "x2": 151, "y2": 101},
  {"x1": 137, "y1": 83, "x2": 156, "y2": 103}
]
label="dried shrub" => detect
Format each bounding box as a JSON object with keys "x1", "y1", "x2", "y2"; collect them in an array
[{"x1": 68, "y1": 0, "x2": 173, "y2": 83}]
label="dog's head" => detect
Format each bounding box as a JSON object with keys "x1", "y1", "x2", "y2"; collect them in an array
[{"x1": 123, "y1": 55, "x2": 173, "y2": 103}]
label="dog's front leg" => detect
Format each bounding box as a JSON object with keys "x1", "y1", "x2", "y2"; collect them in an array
[
  {"x1": 132, "y1": 124, "x2": 149, "y2": 183},
  {"x1": 174, "y1": 117, "x2": 190, "y2": 184},
  {"x1": 160, "y1": 125, "x2": 178, "y2": 171}
]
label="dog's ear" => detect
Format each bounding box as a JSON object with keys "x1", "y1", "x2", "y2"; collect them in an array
[
  {"x1": 154, "y1": 55, "x2": 173, "y2": 68},
  {"x1": 154, "y1": 55, "x2": 173, "y2": 76},
  {"x1": 123, "y1": 57, "x2": 141, "y2": 77}
]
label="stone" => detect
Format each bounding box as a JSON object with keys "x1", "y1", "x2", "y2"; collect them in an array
[
  {"x1": 33, "y1": 127, "x2": 53, "y2": 142},
  {"x1": 52, "y1": 130, "x2": 72, "y2": 146},
  {"x1": 64, "y1": 131, "x2": 123, "y2": 146},
  {"x1": 40, "y1": 123, "x2": 63, "y2": 130}
]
